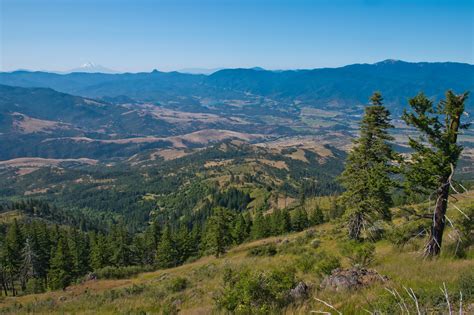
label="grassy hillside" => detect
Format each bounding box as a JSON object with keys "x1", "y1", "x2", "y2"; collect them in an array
[{"x1": 1, "y1": 192, "x2": 472, "y2": 314}]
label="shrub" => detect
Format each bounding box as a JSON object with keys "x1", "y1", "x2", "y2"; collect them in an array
[
  {"x1": 387, "y1": 220, "x2": 429, "y2": 249},
  {"x1": 295, "y1": 252, "x2": 318, "y2": 273},
  {"x1": 458, "y1": 270, "x2": 474, "y2": 300},
  {"x1": 340, "y1": 241, "x2": 375, "y2": 267},
  {"x1": 247, "y1": 244, "x2": 278, "y2": 257},
  {"x1": 294, "y1": 250, "x2": 341, "y2": 275},
  {"x1": 94, "y1": 265, "x2": 153, "y2": 280},
  {"x1": 215, "y1": 267, "x2": 298, "y2": 313},
  {"x1": 314, "y1": 251, "x2": 341, "y2": 276},
  {"x1": 166, "y1": 277, "x2": 189, "y2": 293},
  {"x1": 310, "y1": 238, "x2": 321, "y2": 249}
]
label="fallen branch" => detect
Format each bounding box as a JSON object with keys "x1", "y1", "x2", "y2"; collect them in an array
[{"x1": 313, "y1": 297, "x2": 342, "y2": 315}]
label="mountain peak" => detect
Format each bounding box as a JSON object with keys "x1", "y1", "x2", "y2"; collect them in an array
[
  {"x1": 375, "y1": 59, "x2": 405, "y2": 65},
  {"x1": 80, "y1": 62, "x2": 98, "y2": 69},
  {"x1": 69, "y1": 62, "x2": 117, "y2": 74}
]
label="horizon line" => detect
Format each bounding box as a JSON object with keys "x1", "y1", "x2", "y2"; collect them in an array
[{"x1": 2, "y1": 59, "x2": 473, "y2": 75}]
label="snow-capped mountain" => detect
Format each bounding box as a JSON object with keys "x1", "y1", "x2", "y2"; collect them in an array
[{"x1": 69, "y1": 62, "x2": 117, "y2": 73}]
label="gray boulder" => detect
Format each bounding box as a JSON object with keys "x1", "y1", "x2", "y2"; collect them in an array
[{"x1": 320, "y1": 268, "x2": 388, "y2": 291}]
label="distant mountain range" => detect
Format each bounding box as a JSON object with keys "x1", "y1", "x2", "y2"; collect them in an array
[{"x1": 1, "y1": 60, "x2": 472, "y2": 112}]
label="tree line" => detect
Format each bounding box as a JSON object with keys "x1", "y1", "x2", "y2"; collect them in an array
[{"x1": 0, "y1": 201, "x2": 329, "y2": 296}]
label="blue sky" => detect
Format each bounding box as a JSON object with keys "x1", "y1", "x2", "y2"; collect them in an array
[{"x1": 1, "y1": 0, "x2": 473, "y2": 72}]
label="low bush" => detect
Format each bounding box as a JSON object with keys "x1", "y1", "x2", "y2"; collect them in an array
[
  {"x1": 314, "y1": 251, "x2": 341, "y2": 276},
  {"x1": 94, "y1": 265, "x2": 154, "y2": 280},
  {"x1": 387, "y1": 220, "x2": 429, "y2": 249},
  {"x1": 340, "y1": 241, "x2": 375, "y2": 267},
  {"x1": 247, "y1": 244, "x2": 278, "y2": 257},
  {"x1": 295, "y1": 250, "x2": 341, "y2": 275},
  {"x1": 166, "y1": 277, "x2": 189, "y2": 293},
  {"x1": 215, "y1": 267, "x2": 299, "y2": 313}
]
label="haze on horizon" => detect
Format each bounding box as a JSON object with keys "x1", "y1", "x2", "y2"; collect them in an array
[{"x1": 1, "y1": 0, "x2": 473, "y2": 73}]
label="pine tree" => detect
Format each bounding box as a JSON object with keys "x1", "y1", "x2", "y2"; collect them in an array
[
  {"x1": 281, "y1": 208, "x2": 292, "y2": 233},
  {"x1": 402, "y1": 91, "x2": 470, "y2": 257},
  {"x1": 68, "y1": 229, "x2": 90, "y2": 278},
  {"x1": 156, "y1": 225, "x2": 178, "y2": 268},
  {"x1": 29, "y1": 221, "x2": 51, "y2": 286},
  {"x1": 251, "y1": 210, "x2": 268, "y2": 239},
  {"x1": 309, "y1": 205, "x2": 325, "y2": 226},
  {"x1": 48, "y1": 236, "x2": 73, "y2": 290},
  {"x1": 109, "y1": 223, "x2": 132, "y2": 267},
  {"x1": 90, "y1": 233, "x2": 111, "y2": 270},
  {"x1": 175, "y1": 225, "x2": 196, "y2": 264},
  {"x1": 340, "y1": 92, "x2": 397, "y2": 240},
  {"x1": 292, "y1": 208, "x2": 309, "y2": 232},
  {"x1": 270, "y1": 209, "x2": 282, "y2": 236},
  {"x1": 144, "y1": 221, "x2": 161, "y2": 265},
  {"x1": 270, "y1": 209, "x2": 291, "y2": 235},
  {"x1": 203, "y1": 208, "x2": 234, "y2": 257},
  {"x1": 243, "y1": 212, "x2": 253, "y2": 236},
  {"x1": 233, "y1": 214, "x2": 249, "y2": 244},
  {"x1": 5, "y1": 219, "x2": 24, "y2": 295}
]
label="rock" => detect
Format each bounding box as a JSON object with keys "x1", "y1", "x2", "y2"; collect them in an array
[
  {"x1": 290, "y1": 281, "x2": 309, "y2": 300},
  {"x1": 58, "y1": 296, "x2": 67, "y2": 302},
  {"x1": 320, "y1": 268, "x2": 388, "y2": 291}
]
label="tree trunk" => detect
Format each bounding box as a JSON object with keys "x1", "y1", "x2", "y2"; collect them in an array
[
  {"x1": 425, "y1": 180, "x2": 449, "y2": 257},
  {"x1": 348, "y1": 212, "x2": 363, "y2": 240}
]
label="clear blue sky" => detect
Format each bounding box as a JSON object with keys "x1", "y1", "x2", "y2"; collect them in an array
[{"x1": 1, "y1": 0, "x2": 473, "y2": 72}]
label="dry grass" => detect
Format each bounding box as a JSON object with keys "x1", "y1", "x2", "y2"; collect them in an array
[
  {"x1": 0, "y1": 158, "x2": 98, "y2": 168},
  {"x1": 11, "y1": 113, "x2": 71, "y2": 134},
  {"x1": 44, "y1": 129, "x2": 265, "y2": 149}
]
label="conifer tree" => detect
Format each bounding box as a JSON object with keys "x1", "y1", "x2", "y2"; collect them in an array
[
  {"x1": 270, "y1": 209, "x2": 283, "y2": 235},
  {"x1": 251, "y1": 210, "x2": 268, "y2": 239},
  {"x1": 292, "y1": 208, "x2": 309, "y2": 231},
  {"x1": 309, "y1": 205, "x2": 325, "y2": 226},
  {"x1": 175, "y1": 225, "x2": 196, "y2": 264},
  {"x1": 48, "y1": 236, "x2": 73, "y2": 290},
  {"x1": 243, "y1": 212, "x2": 253, "y2": 235},
  {"x1": 203, "y1": 207, "x2": 234, "y2": 257},
  {"x1": 5, "y1": 219, "x2": 24, "y2": 295},
  {"x1": 281, "y1": 208, "x2": 292, "y2": 233},
  {"x1": 110, "y1": 223, "x2": 133, "y2": 267},
  {"x1": 156, "y1": 224, "x2": 178, "y2": 268},
  {"x1": 233, "y1": 214, "x2": 249, "y2": 244},
  {"x1": 68, "y1": 229, "x2": 90, "y2": 277},
  {"x1": 402, "y1": 91, "x2": 470, "y2": 256},
  {"x1": 144, "y1": 221, "x2": 161, "y2": 265},
  {"x1": 340, "y1": 92, "x2": 397, "y2": 240},
  {"x1": 90, "y1": 233, "x2": 111, "y2": 270},
  {"x1": 29, "y1": 221, "x2": 51, "y2": 285}
]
